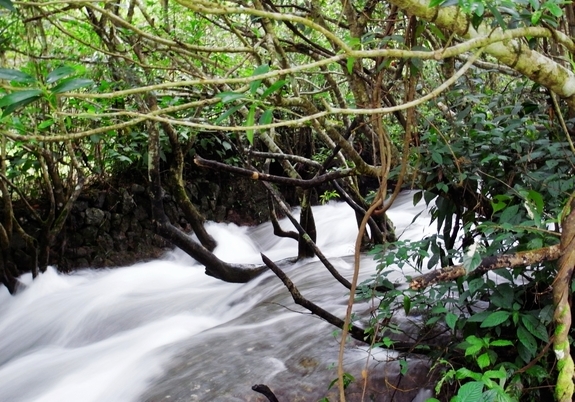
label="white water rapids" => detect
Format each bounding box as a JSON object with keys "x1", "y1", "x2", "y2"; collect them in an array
[{"x1": 0, "y1": 192, "x2": 435, "y2": 402}]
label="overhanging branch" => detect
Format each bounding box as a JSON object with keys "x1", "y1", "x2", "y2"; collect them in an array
[
  {"x1": 410, "y1": 244, "x2": 561, "y2": 290},
  {"x1": 194, "y1": 155, "x2": 356, "y2": 188}
]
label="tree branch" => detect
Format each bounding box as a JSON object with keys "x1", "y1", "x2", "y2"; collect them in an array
[
  {"x1": 194, "y1": 155, "x2": 356, "y2": 188},
  {"x1": 409, "y1": 244, "x2": 561, "y2": 290}
]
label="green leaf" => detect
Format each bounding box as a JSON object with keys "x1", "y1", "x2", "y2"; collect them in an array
[
  {"x1": 2, "y1": 96, "x2": 41, "y2": 117},
  {"x1": 467, "y1": 278, "x2": 484, "y2": 296},
  {"x1": 463, "y1": 247, "x2": 482, "y2": 272},
  {"x1": 249, "y1": 64, "x2": 269, "y2": 95},
  {"x1": 0, "y1": 0, "x2": 15, "y2": 11},
  {"x1": 483, "y1": 367, "x2": 507, "y2": 380},
  {"x1": 0, "y1": 89, "x2": 42, "y2": 117},
  {"x1": 245, "y1": 103, "x2": 256, "y2": 145},
  {"x1": 445, "y1": 312, "x2": 458, "y2": 330},
  {"x1": 456, "y1": 381, "x2": 483, "y2": 402},
  {"x1": 544, "y1": 2, "x2": 563, "y2": 17},
  {"x1": 436, "y1": 182, "x2": 448, "y2": 193},
  {"x1": 428, "y1": 0, "x2": 445, "y2": 7},
  {"x1": 517, "y1": 341, "x2": 533, "y2": 363},
  {"x1": 491, "y1": 195, "x2": 509, "y2": 213},
  {"x1": 531, "y1": 9, "x2": 543, "y2": 25},
  {"x1": 431, "y1": 151, "x2": 443, "y2": 165},
  {"x1": 215, "y1": 91, "x2": 245, "y2": 104},
  {"x1": 489, "y1": 339, "x2": 513, "y2": 347},
  {"x1": 259, "y1": 109, "x2": 273, "y2": 125},
  {"x1": 51, "y1": 78, "x2": 94, "y2": 94},
  {"x1": 0, "y1": 68, "x2": 36, "y2": 83},
  {"x1": 455, "y1": 367, "x2": 481, "y2": 381},
  {"x1": 252, "y1": 63, "x2": 270, "y2": 76},
  {"x1": 46, "y1": 66, "x2": 75, "y2": 84},
  {"x1": 347, "y1": 57, "x2": 355, "y2": 74},
  {"x1": 464, "y1": 343, "x2": 483, "y2": 356},
  {"x1": 423, "y1": 191, "x2": 437, "y2": 205},
  {"x1": 486, "y1": 3, "x2": 507, "y2": 30},
  {"x1": 38, "y1": 119, "x2": 54, "y2": 129},
  {"x1": 477, "y1": 352, "x2": 490, "y2": 370},
  {"x1": 517, "y1": 324, "x2": 537, "y2": 352},
  {"x1": 517, "y1": 325, "x2": 537, "y2": 351},
  {"x1": 403, "y1": 295, "x2": 411, "y2": 315},
  {"x1": 499, "y1": 204, "x2": 520, "y2": 224},
  {"x1": 412, "y1": 191, "x2": 423, "y2": 206},
  {"x1": 214, "y1": 104, "x2": 243, "y2": 124},
  {"x1": 261, "y1": 80, "x2": 287, "y2": 99},
  {"x1": 521, "y1": 314, "x2": 549, "y2": 342},
  {"x1": 466, "y1": 310, "x2": 491, "y2": 323},
  {"x1": 250, "y1": 80, "x2": 263, "y2": 95},
  {"x1": 480, "y1": 311, "x2": 511, "y2": 328},
  {"x1": 399, "y1": 359, "x2": 408, "y2": 375}
]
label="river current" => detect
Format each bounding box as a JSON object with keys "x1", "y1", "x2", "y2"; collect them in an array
[{"x1": 0, "y1": 192, "x2": 434, "y2": 401}]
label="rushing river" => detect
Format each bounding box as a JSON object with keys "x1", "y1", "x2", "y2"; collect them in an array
[{"x1": 0, "y1": 192, "x2": 435, "y2": 402}]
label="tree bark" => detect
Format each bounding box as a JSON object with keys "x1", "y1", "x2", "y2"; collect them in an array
[
  {"x1": 553, "y1": 200, "x2": 575, "y2": 402},
  {"x1": 389, "y1": 0, "x2": 575, "y2": 109},
  {"x1": 410, "y1": 244, "x2": 561, "y2": 290}
]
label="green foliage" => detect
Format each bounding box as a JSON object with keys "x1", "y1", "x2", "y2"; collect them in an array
[
  {"x1": 319, "y1": 190, "x2": 340, "y2": 204},
  {"x1": 360, "y1": 69, "x2": 567, "y2": 400},
  {"x1": 0, "y1": 0, "x2": 14, "y2": 11},
  {"x1": 319, "y1": 372, "x2": 355, "y2": 401},
  {"x1": 0, "y1": 66, "x2": 93, "y2": 117},
  {"x1": 213, "y1": 63, "x2": 287, "y2": 145},
  {"x1": 429, "y1": 0, "x2": 568, "y2": 28}
]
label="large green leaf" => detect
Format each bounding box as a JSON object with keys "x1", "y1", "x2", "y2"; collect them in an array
[
  {"x1": 0, "y1": 89, "x2": 42, "y2": 108},
  {"x1": 51, "y1": 78, "x2": 94, "y2": 94},
  {"x1": 480, "y1": 311, "x2": 511, "y2": 328},
  {"x1": 445, "y1": 312, "x2": 458, "y2": 330},
  {"x1": 259, "y1": 109, "x2": 273, "y2": 125},
  {"x1": 521, "y1": 314, "x2": 549, "y2": 342},
  {"x1": 214, "y1": 104, "x2": 243, "y2": 124},
  {"x1": 0, "y1": 68, "x2": 36, "y2": 84},
  {"x1": 261, "y1": 80, "x2": 287, "y2": 99},
  {"x1": 0, "y1": 0, "x2": 14, "y2": 11},
  {"x1": 245, "y1": 103, "x2": 256, "y2": 145},
  {"x1": 249, "y1": 64, "x2": 269, "y2": 95},
  {"x1": 47, "y1": 66, "x2": 76, "y2": 84},
  {"x1": 456, "y1": 381, "x2": 483, "y2": 402},
  {"x1": 0, "y1": 89, "x2": 42, "y2": 117},
  {"x1": 517, "y1": 324, "x2": 538, "y2": 352}
]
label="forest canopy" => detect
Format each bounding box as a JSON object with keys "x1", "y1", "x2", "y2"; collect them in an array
[{"x1": 1, "y1": 0, "x2": 575, "y2": 400}]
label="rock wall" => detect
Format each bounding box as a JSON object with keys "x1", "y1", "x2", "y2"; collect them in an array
[{"x1": 51, "y1": 173, "x2": 270, "y2": 271}]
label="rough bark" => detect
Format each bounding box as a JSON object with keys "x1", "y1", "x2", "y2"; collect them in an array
[
  {"x1": 157, "y1": 111, "x2": 217, "y2": 251},
  {"x1": 389, "y1": 0, "x2": 575, "y2": 109},
  {"x1": 553, "y1": 200, "x2": 575, "y2": 402}
]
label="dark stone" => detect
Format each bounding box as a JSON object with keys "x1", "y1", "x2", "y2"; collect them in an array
[
  {"x1": 73, "y1": 200, "x2": 89, "y2": 212},
  {"x1": 85, "y1": 208, "x2": 106, "y2": 226},
  {"x1": 121, "y1": 189, "x2": 135, "y2": 214},
  {"x1": 134, "y1": 205, "x2": 148, "y2": 221},
  {"x1": 71, "y1": 247, "x2": 91, "y2": 258},
  {"x1": 111, "y1": 213, "x2": 122, "y2": 225},
  {"x1": 74, "y1": 258, "x2": 89, "y2": 268},
  {"x1": 214, "y1": 206, "x2": 226, "y2": 222},
  {"x1": 131, "y1": 184, "x2": 146, "y2": 194},
  {"x1": 79, "y1": 226, "x2": 99, "y2": 245},
  {"x1": 97, "y1": 233, "x2": 114, "y2": 252}
]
